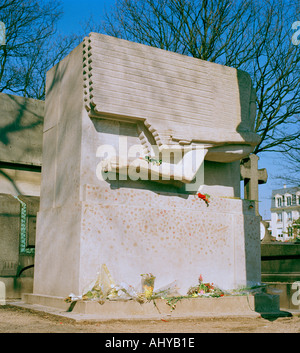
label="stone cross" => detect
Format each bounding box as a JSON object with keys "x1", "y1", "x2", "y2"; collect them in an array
[{"x1": 240, "y1": 154, "x2": 268, "y2": 216}]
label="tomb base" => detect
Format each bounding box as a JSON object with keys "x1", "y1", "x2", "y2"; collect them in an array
[
  {"x1": 20, "y1": 292, "x2": 284, "y2": 321},
  {"x1": 33, "y1": 185, "x2": 261, "y2": 298}
]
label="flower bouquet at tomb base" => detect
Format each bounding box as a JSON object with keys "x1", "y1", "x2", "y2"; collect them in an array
[
  {"x1": 139, "y1": 274, "x2": 180, "y2": 301},
  {"x1": 65, "y1": 264, "x2": 139, "y2": 304},
  {"x1": 187, "y1": 274, "x2": 225, "y2": 298},
  {"x1": 140, "y1": 273, "x2": 156, "y2": 299},
  {"x1": 65, "y1": 265, "x2": 179, "y2": 304},
  {"x1": 65, "y1": 266, "x2": 267, "y2": 305},
  {"x1": 186, "y1": 275, "x2": 268, "y2": 298}
]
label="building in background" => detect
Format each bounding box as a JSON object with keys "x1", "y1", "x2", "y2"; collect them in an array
[{"x1": 270, "y1": 185, "x2": 300, "y2": 241}]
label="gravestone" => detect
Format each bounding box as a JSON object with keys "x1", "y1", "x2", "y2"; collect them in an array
[
  {"x1": 0, "y1": 193, "x2": 38, "y2": 298},
  {"x1": 0, "y1": 93, "x2": 44, "y2": 298},
  {"x1": 0, "y1": 194, "x2": 20, "y2": 277},
  {"x1": 31, "y1": 33, "x2": 263, "y2": 302},
  {"x1": 240, "y1": 154, "x2": 272, "y2": 245}
]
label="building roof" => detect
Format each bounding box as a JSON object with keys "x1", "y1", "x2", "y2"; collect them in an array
[
  {"x1": 271, "y1": 185, "x2": 300, "y2": 209},
  {"x1": 271, "y1": 186, "x2": 300, "y2": 197}
]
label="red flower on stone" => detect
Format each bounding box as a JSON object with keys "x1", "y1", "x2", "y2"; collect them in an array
[
  {"x1": 197, "y1": 193, "x2": 210, "y2": 206},
  {"x1": 197, "y1": 193, "x2": 206, "y2": 200}
]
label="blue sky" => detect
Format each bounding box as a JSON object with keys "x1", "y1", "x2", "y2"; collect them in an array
[
  {"x1": 57, "y1": 0, "x2": 115, "y2": 35},
  {"x1": 258, "y1": 153, "x2": 287, "y2": 219},
  {"x1": 57, "y1": 0, "x2": 294, "y2": 219}
]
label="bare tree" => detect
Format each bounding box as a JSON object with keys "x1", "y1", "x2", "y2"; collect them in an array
[
  {"x1": 0, "y1": 0, "x2": 79, "y2": 100},
  {"x1": 87, "y1": 0, "x2": 300, "y2": 156},
  {"x1": 275, "y1": 143, "x2": 300, "y2": 184}
]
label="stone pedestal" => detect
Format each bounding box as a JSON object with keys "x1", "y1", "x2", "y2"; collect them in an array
[
  {"x1": 22, "y1": 293, "x2": 282, "y2": 321},
  {"x1": 34, "y1": 184, "x2": 261, "y2": 297}
]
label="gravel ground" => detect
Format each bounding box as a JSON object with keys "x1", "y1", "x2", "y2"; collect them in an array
[{"x1": 0, "y1": 304, "x2": 299, "y2": 333}]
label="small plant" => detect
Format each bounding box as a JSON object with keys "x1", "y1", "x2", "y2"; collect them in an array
[
  {"x1": 291, "y1": 218, "x2": 300, "y2": 242},
  {"x1": 164, "y1": 296, "x2": 186, "y2": 311}
]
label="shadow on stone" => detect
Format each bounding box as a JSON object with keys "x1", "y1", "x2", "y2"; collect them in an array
[{"x1": 254, "y1": 293, "x2": 293, "y2": 321}]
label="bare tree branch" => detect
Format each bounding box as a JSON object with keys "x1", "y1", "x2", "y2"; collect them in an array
[{"x1": 0, "y1": 0, "x2": 80, "y2": 100}]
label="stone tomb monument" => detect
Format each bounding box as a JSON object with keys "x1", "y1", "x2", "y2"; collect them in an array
[
  {"x1": 30, "y1": 33, "x2": 262, "y2": 303},
  {"x1": 0, "y1": 93, "x2": 43, "y2": 298}
]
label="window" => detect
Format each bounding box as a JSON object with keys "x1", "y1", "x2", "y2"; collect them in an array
[
  {"x1": 288, "y1": 227, "x2": 293, "y2": 237},
  {"x1": 277, "y1": 198, "x2": 282, "y2": 207},
  {"x1": 287, "y1": 196, "x2": 292, "y2": 206},
  {"x1": 277, "y1": 213, "x2": 282, "y2": 222},
  {"x1": 287, "y1": 212, "x2": 292, "y2": 221}
]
